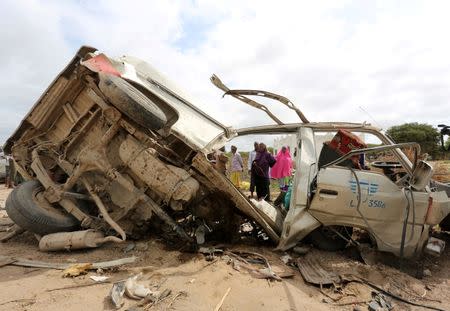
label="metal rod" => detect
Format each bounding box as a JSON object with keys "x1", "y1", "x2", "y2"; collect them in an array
[
  {"x1": 210, "y1": 74, "x2": 284, "y2": 125},
  {"x1": 224, "y1": 89, "x2": 309, "y2": 123},
  {"x1": 140, "y1": 194, "x2": 193, "y2": 242},
  {"x1": 82, "y1": 179, "x2": 126, "y2": 241}
]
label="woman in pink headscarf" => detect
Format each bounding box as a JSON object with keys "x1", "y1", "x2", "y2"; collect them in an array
[{"x1": 270, "y1": 146, "x2": 292, "y2": 191}]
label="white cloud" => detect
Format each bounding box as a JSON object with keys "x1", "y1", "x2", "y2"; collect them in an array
[{"x1": 1, "y1": 0, "x2": 449, "y2": 149}]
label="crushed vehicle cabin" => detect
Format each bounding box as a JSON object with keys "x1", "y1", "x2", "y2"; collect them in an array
[{"x1": 4, "y1": 46, "x2": 450, "y2": 258}]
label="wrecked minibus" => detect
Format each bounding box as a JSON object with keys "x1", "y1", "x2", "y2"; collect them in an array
[{"x1": 4, "y1": 46, "x2": 450, "y2": 258}]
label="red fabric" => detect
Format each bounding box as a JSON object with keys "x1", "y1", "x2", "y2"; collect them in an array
[
  {"x1": 328, "y1": 129, "x2": 366, "y2": 155},
  {"x1": 81, "y1": 54, "x2": 121, "y2": 77},
  {"x1": 270, "y1": 149, "x2": 292, "y2": 178},
  {"x1": 327, "y1": 129, "x2": 367, "y2": 168}
]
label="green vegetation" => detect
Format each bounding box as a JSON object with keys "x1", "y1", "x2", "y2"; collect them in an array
[{"x1": 386, "y1": 123, "x2": 440, "y2": 157}]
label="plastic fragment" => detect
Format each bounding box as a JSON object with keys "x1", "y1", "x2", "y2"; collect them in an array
[
  {"x1": 90, "y1": 275, "x2": 109, "y2": 282},
  {"x1": 110, "y1": 281, "x2": 126, "y2": 309},
  {"x1": 125, "y1": 273, "x2": 152, "y2": 299}
]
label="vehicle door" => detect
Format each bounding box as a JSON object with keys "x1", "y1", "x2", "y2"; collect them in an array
[{"x1": 308, "y1": 130, "x2": 429, "y2": 256}]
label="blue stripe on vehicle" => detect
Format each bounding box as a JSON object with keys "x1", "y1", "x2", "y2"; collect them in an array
[{"x1": 349, "y1": 181, "x2": 378, "y2": 187}]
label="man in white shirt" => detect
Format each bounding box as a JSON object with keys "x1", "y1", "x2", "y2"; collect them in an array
[{"x1": 247, "y1": 142, "x2": 259, "y2": 198}]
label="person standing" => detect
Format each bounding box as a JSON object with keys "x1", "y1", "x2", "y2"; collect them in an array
[
  {"x1": 230, "y1": 145, "x2": 244, "y2": 188},
  {"x1": 214, "y1": 146, "x2": 228, "y2": 175},
  {"x1": 252, "y1": 143, "x2": 276, "y2": 201},
  {"x1": 270, "y1": 146, "x2": 292, "y2": 191},
  {"x1": 247, "y1": 142, "x2": 258, "y2": 198}
]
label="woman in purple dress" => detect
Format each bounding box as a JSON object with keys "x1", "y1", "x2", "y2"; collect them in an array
[{"x1": 251, "y1": 143, "x2": 276, "y2": 201}]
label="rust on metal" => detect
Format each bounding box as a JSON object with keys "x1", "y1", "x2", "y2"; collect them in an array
[{"x1": 296, "y1": 257, "x2": 340, "y2": 285}]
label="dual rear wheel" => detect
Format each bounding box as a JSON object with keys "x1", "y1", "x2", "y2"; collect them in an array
[{"x1": 5, "y1": 180, "x2": 79, "y2": 235}]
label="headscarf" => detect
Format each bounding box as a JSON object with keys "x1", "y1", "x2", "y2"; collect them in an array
[
  {"x1": 270, "y1": 146, "x2": 292, "y2": 178},
  {"x1": 253, "y1": 143, "x2": 275, "y2": 177}
]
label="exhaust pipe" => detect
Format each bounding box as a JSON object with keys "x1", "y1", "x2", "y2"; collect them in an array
[{"x1": 39, "y1": 230, "x2": 123, "y2": 251}]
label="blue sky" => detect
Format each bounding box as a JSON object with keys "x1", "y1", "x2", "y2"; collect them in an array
[
  {"x1": 1, "y1": 0, "x2": 450, "y2": 148},
  {"x1": 175, "y1": 15, "x2": 214, "y2": 51}
]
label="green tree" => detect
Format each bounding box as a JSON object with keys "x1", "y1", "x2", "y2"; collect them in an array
[{"x1": 386, "y1": 123, "x2": 440, "y2": 156}]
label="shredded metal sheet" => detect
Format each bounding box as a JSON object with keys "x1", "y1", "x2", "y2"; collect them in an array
[{"x1": 296, "y1": 257, "x2": 340, "y2": 285}]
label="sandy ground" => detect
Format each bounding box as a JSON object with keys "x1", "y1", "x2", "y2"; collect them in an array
[{"x1": 0, "y1": 185, "x2": 449, "y2": 311}]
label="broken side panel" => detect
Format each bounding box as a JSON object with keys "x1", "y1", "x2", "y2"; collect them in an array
[{"x1": 309, "y1": 166, "x2": 429, "y2": 257}]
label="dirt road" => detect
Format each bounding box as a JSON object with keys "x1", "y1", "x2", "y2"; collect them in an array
[{"x1": 0, "y1": 185, "x2": 449, "y2": 311}]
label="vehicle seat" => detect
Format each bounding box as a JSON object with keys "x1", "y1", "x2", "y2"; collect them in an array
[{"x1": 317, "y1": 129, "x2": 367, "y2": 170}]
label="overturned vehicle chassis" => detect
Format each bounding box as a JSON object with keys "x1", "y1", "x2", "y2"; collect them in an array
[
  {"x1": 4, "y1": 47, "x2": 277, "y2": 250},
  {"x1": 4, "y1": 46, "x2": 450, "y2": 257}
]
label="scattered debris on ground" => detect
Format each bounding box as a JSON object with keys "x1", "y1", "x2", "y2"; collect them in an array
[
  {"x1": 0, "y1": 254, "x2": 137, "y2": 270},
  {"x1": 1, "y1": 183, "x2": 450, "y2": 311}
]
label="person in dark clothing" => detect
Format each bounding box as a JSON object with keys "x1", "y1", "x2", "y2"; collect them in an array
[
  {"x1": 252, "y1": 143, "x2": 276, "y2": 201},
  {"x1": 248, "y1": 141, "x2": 259, "y2": 198}
]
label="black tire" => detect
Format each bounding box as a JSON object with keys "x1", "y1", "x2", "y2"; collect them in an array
[
  {"x1": 5, "y1": 180, "x2": 80, "y2": 235},
  {"x1": 309, "y1": 225, "x2": 353, "y2": 251},
  {"x1": 98, "y1": 73, "x2": 167, "y2": 130}
]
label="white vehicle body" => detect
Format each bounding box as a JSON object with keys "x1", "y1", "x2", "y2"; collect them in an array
[
  {"x1": 232, "y1": 123, "x2": 450, "y2": 257},
  {"x1": 5, "y1": 46, "x2": 449, "y2": 257}
]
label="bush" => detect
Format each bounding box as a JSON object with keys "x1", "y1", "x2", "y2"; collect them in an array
[{"x1": 386, "y1": 123, "x2": 440, "y2": 157}]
